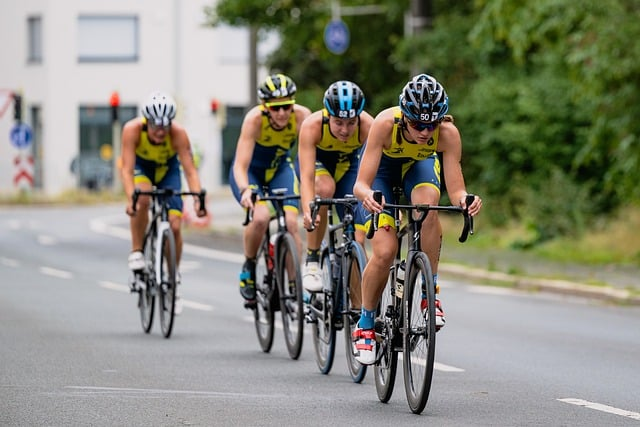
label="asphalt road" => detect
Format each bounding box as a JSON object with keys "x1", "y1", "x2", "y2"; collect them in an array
[{"x1": 1, "y1": 204, "x2": 639, "y2": 426}]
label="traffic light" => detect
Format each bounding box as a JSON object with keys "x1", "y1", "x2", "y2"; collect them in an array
[
  {"x1": 13, "y1": 94, "x2": 22, "y2": 122},
  {"x1": 110, "y1": 91, "x2": 120, "y2": 122}
]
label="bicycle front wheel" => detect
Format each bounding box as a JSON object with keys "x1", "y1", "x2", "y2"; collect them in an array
[
  {"x1": 343, "y1": 242, "x2": 367, "y2": 383},
  {"x1": 139, "y1": 231, "x2": 155, "y2": 333},
  {"x1": 277, "y1": 232, "x2": 304, "y2": 360},
  {"x1": 158, "y1": 228, "x2": 177, "y2": 339},
  {"x1": 403, "y1": 252, "x2": 436, "y2": 414},
  {"x1": 254, "y1": 233, "x2": 275, "y2": 353},
  {"x1": 374, "y1": 272, "x2": 399, "y2": 403},
  {"x1": 311, "y1": 249, "x2": 336, "y2": 374}
]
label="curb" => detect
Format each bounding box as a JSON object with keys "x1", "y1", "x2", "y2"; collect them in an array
[{"x1": 440, "y1": 263, "x2": 640, "y2": 305}]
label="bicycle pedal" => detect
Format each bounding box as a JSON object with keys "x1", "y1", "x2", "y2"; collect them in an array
[{"x1": 243, "y1": 300, "x2": 257, "y2": 309}]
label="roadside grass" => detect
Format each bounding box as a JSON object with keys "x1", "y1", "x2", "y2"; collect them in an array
[
  {"x1": 441, "y1": 206, "x2": 640, "y2": 268},
  {"x1": 0, "y1": 189, "x2": 124, "y2": 205}
]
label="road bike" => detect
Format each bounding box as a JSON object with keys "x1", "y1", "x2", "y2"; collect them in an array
[
  {"x1": 367, "y1": 189, "x2": 474, "y2": 414},
  {"x1": 129, "y1": 187, "x2": 206, "y2": 338},
  {"x1": 306, "y1": 195, "x2": 367, "y2": 382},
  {"x1": 243, "y1": 188, "x2": 304, "y2": 359}
]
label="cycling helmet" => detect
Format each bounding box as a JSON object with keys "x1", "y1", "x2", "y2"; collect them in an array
[
  {"x1": 142, "y1": 91, "x2": 176, "y2": 126},
  {"x1": 399, "y1": 74, "x2": 449, "y2": 123},
  {"x1": 323, "y1": 80, "x2": 365, "y2": 119},
  {"x1": 258, "y1": 74, "x2": 297, "y2": 100}
]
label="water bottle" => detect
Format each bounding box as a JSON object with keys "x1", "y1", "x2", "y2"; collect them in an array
[
  {"x1": 267, "y1": 233, "x2": 276, "y2": 270},
  {"x1": 395, "y1": 260, "x2": 405, "y2": 299}
]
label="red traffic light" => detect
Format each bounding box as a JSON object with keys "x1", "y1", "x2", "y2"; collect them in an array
[
  {"x1": 109, "y1": 91, "x2": 120, "y2": 107},
  {"x1": 210, "y1": 98, "x2": 219, "y2": 113}
]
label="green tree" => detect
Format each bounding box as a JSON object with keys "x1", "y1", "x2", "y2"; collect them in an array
[{"x1": 205, "y1": 0, "x2": 410, "y2": 112}]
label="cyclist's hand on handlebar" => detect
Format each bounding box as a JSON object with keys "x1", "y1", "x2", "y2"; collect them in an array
[
  {"x1": 460, "y1": 194, "x2": 482, "y2": 217},
  {"x1": 194, "y1": 197, "x2": 207, "y2": 218},
  {"x1": 239, "y1": 187, "x2": 254, "y2": 210},
  {"x1": 362, "y1": 189, "x2": 384, "y2": 213}
]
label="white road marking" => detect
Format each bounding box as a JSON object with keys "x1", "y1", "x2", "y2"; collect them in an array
[
  {"x1": 37, "y1": 234, "x2": 57, "y2": 246},
  {"x1": 39, "y1": 266, "x2": 73, "y2": 279},
  {"x1": 99, "y1": 281, "x2": 130, "y2": 293},
  {"x1": 434, "y1": 362, "x2": 465, "y2": 372},
  {"x1": 1, "y1": 256, "x2": 19, "y2": 267},
  {"x1": 558, "y1": 398, "x2": 640, "y2": 421},
  {"x1": 64, "y1": 385, "x2": 285, "y2": 399},
  {"x1": 99, "y1": 281, "x2": 213, "y2": 311}
]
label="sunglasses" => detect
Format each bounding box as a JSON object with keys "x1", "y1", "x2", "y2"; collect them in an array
[
  {"x1": 149, "y1": 121, "x2": 171, "y2": 131},
  {"x1": 265, "y1": 100, "x2": 295, "y2": 112},
  {"x1": 406, "y1": 118, "x2": 441, "y2": 132}
]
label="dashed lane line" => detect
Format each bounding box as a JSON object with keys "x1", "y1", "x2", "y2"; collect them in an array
[{"x1": 558, "y1": 398, "x2": 640, "y2": 421}]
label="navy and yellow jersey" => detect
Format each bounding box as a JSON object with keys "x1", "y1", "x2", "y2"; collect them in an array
[
  {"x1": 361, "y1": 107, "x2": 442, "y2": 232},
  {"x1": 134, "y1": 117, "x2": 179, "y2": 185},
  {"x1": 249, "y1": 106, "x2": 299, "y2": 174},
  {"x1": 133, "y1": 117, "x2": 183, "y2": 214},
  {"x1": 228, "y1": 106, "x2": 301, "y2": 211},
  {"x1": 382, "y1": 107, "x2": 439, "y2": 161},
  {"x1": 315, "y1": 109, "x2": 363, "y2": 182}
]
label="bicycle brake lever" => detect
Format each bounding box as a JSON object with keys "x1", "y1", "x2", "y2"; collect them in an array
[
  {"x1": 366, "y1": 191, "x2": 382, "y2": 240},
  {"x1": 458, "y1": 194, "x2": 476, "y2": 242}
]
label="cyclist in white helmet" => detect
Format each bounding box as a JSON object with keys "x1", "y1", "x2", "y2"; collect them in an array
[{"x1": 120, "y1": 91, "x2": 206, "y2": 315}]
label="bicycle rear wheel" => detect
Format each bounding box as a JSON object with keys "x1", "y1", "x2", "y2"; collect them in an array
[
  {"x1": 403, "y1": 252, "x2": 436, "y2": 414},
  {"x1": 158, "y1": 228, "x2": 177, "y2": 338},
  {"x1": 343, "y1": 242, "x2": 367, "y2": 383},
  {"x1": 277, "y1": 232, "x2": 304, "y2": 360},
  {"x1": 254, "y1": 234, "x2": 275, "y2": 353},
  {"x1": 311, "y1": 249, "x2": 336, "y2": 374},
  {"x1": 139, "y1": 231, "x2": 155, "y2": 333},
  {"x1": 374, "y1": 273, "x2": 399, "y2": 403}
]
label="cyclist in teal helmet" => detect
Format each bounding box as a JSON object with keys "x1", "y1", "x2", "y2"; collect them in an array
[{"x1": 298, "y1": 80, "x2": 374, "y2": 295}]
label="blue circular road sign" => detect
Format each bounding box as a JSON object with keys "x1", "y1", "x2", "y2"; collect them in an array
[
  {"x1": 324, "y1": 19, "x2": 350, "y2": 55},
  {"x1": 10, "y1": 123, "x2": 33, "y2": 149}
]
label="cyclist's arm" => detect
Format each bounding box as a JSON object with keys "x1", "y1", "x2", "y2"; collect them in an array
[
  {"x1": 232, "y1": 107, "x2": 262, "y2": 208},
  {"x1": 438, "y1": 121, "x2": 482, "y2": 216},
  {"x1": 121, "y1": 118, "x2": 142, "y2": 214},
  {"x1": 171, "y1": 122, "x2": 206, "y2": 215},
  {"x1": 353, "y1": 107, "x2": 394, "y2": 213},
  {"x1": 298, "y1": 111, "x2": 323, "y2": 227}
]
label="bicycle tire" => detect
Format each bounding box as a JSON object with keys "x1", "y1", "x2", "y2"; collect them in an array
[
  {"x1": 158, "y1": 227, "x2": 177, "y2": 338},
  {"x1": 403, "y1": 252, "x2": 436, "y2": 414},
  {"x1": 374, "y1": 272, "x2": 399, "y2": 403},
  {"x1": 277, "y1": 232, "x2": 304, "y2": 360},
  {"x1": 254, "y1": 233, "x2": 275, "y2": 353},
  {"x1": 311, "y1": 249, "x2": 336, "y2": 374},
  {"x1": 343, "y1": 242, "x2": 368, "y2": 383},
  {"x1": 139, "y1": 230, "x2": 155, "y2": 333}
]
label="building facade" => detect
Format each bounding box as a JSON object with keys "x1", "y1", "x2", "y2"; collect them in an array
[{"x1": 0, "y1": 0, "x2": 263, "y2": 196}]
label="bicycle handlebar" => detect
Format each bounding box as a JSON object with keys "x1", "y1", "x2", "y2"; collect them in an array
[
  {"x1": 242, "y1": 188, "x2": 301, "y2": 226},
  {"x1": 307, "y1": 195, "x2": 359, "y2": 232},
  {"x1": 131, "y1": 188, "x2": 207, "y2": 216},
  {"x1": 365, "y1": 191, "x2": 475, "y2": 243}
]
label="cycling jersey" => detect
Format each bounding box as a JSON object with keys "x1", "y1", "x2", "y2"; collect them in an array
[
  {"x1": 365, "y1": 107, "x2": 442, "y2": 230},
  {"x1": 134, "y1": 117, "x2": 183, "y2": 214},
  {"x1": 229, "y1": 107, "x2": 300, "y2": 211}
]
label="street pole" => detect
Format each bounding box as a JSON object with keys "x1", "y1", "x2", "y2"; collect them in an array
[{"x1": 408, "y1": 0, "x2": 433, "y2": 76}]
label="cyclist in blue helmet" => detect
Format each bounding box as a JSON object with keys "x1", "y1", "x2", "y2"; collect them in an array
[
  {"x1": 352, "y1": 74, "x2": 483, "y2": 364},
  {"x1": 298, "y1": 80, "x2": 374, "y2": 295}
]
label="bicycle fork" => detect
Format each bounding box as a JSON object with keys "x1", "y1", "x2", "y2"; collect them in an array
[{"x1": 154, "y1": 220, "x2": 170, "y2": 290}]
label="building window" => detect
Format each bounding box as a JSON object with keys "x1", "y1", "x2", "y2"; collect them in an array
[
  {"x1": 76, "y1": 105, "x2": 137, "y2": 190},
  {"x1": 28, "y1": 16, "x2": 43, "y2": 63},
  {"x1": 78, "y1": 15, "x2": 138, "y2": 63}
]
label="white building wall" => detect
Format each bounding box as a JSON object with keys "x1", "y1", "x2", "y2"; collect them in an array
[{"x1": 0, "y1": 0, "x2": 258, "y2": 197}]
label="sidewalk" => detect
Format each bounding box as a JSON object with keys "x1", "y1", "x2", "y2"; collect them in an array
[{"x1": 196, "y1": 187, "x2": 640, "y2": 305}]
